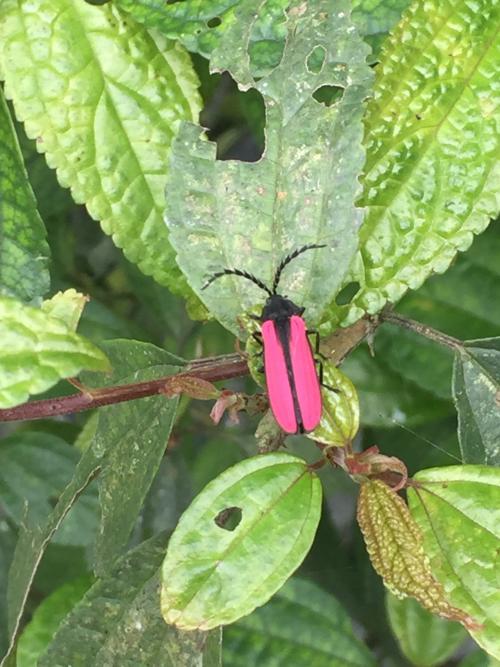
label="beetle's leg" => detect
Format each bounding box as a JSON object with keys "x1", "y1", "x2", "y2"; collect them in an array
[
  {"x1": 314, "y1": 357, "x2": 338, "y2": 394},
  {"x1": 249, "y1": 313, "x2": 263, "y2": 322},
  {"x1": 307, "y1": 329, "x2": 328, "y2": 359},
  {"x1": 252, "y1": 331, "x2": 263, "y2": 347}
]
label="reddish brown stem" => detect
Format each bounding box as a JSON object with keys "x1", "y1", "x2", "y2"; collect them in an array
[{"x1": 0, "y1": 354, "x2": 248, "y2": 423}]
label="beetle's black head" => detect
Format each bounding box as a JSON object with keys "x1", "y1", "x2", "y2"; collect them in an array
[{"x1": 261, "y1": 294, "x2": 304, "y2": 322}]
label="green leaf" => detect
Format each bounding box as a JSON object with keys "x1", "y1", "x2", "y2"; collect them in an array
[
  {"x1": 458, "y1": 650, "x2": 499, "y2": 667},
  {"x1": 408, "y1": 466, "x2": 500, "y2": 660},
  {"x1": 41, "y1": 289, "x2": 88, "y2": 332},
  {"x1": 0, "y1": 0, "x2": 202, "y2": 304},
  {"x1": 209, "y1": 0, "x2": 289, "y2": 86},
  {"x1": 307, "y1": 363, "x2": 360, "y2": 447},
  {"x1": 0, "y1": 526, "x2": 16, "y2": 658},
  {"x1": 0, "y1": 296, "x2": 109, "y2": 409},
  {"x1": 161, "y1": 453, "x2": 322, "y2": 629},
  {"x1": 330, "y1": 0, "x2": 500, "y2": 327},
  {"x1": 84, "y1": 340, "x2": 182, "y2": 574},
  {"x1": 453, "y1": 338, "x2": 500, "y2": 466},
  {"x1": 386, "y1": 593, "x2": 466, "y2": 667},
  {"x1": 166, "y1": 0, "x2": 373, "y2": 335},
  {"x1": 369, "y1": 224, "x2": 500, "y2": 405},
  {"x1": 0, "y1": 88, "x2": 49, "y2": 302},
  {"x1": 0, "y1": 431, "x2": 98, "y2": 547},
  {"x1": 16, "y1": 577, "x2": 92, "y2": 667},
  {"x1": 2, "y1": 447, "x2": 100, "y2": 665},
  {"x1": 224, "y1": 577, "x2": 376, "y2": 666},
  {"x1": 116, "y1": 0, "x2": 288, "y2": 79},
  {"x1": 351, "y1": 0, "x2": 412, "y2": 61},
  {"x1": 39, "y1": 534, "x2": 221, "y2": 667},
  {"x1": 357, "y1": 480, "x2": 474, "y2": 627}
]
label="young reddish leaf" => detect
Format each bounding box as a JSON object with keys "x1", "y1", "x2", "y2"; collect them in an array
[
  {"x1": 357, "y1": 480, "x2": 477, "y2": 629},
  {"x1": 164, "y1": 376, "x2": 219, "y2": 401}
]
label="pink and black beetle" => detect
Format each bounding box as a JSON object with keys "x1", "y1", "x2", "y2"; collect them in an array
[{"x1": 203, "y1": 244, "x2": 327, "y2": 434}]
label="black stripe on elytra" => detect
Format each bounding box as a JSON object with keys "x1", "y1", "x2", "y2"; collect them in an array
[{"x1": 275, "y1": 318, "x2": 304, "y2": 434}]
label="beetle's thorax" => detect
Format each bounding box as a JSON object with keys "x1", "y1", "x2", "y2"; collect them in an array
[{"x1": 261, "y1": 294, "x2": 304, "y2": 322}]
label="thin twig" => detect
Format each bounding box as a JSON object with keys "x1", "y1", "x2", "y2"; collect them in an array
[
  {"x1": 380, "y1": 309, "x2": 463, "y2": 351},
  {"x1": 0, "y1": 354, "x2": 248, "y2": 423}
]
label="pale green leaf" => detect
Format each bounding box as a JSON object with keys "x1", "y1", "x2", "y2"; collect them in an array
[
  {"x1": 16, "y1": 577, "x2": 91, "y2": 667},
  {"x1": 209, "y1": 0, "x2": 289, "y2": 87},
  {"x1": 386, "y1": 593, "x2": 466, "y2": 667},
  {"x1": 453, "y1": 338, "x2": 500, "y2": 466},
  {"x1": 0, "y1": 431, "x2": 98, "y2": 547},
  {"x1": 39, "y1": 534, "x2": 221, "y2": 667},
  {"x1": 329, "y1": 0, "x2": 500, "y2": 327},
  {"x1": 0, "y1": 0, "x2": 202, "y2": 304},
  {"x1": 0, "y1": 296, "x2": 110, "y2": 409},
  {"x1": 307, "y1": 363, "x2": 360, "y2": 447},
  {"x1": 408, "y1": 466, "x2": 500, "y2": 660},
  {"x1": 166, "y1": 0, "x2": 373, "y2": 335},
  {"x1": 0, "y1": 88, "x2": 49, "y2": 302},
  {"x1": 2, "y1": 447, "x2": 100, "y2": 665},
  {"x1": 161, "y1": 453, "x2": 322, "y2": 629},
  {"x1": 41, "y1": 289, "x2": 88, "y2": 332},
  {"x1": 224, "y1": 577, "x2": 376, "y2": 666},
  {"x1": 83, "y1": 340, "x2": 182, "y2": 575}
]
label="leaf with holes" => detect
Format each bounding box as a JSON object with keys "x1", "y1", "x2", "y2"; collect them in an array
[
  {"x1": 0, "y1": 0, "x2": 202, "y2": 308},
  {"x1": 351, "y1": 0, "x2": 411, "y2": 58},
  {"x1": 327, "y1": 0, "x2": 500, "y2": 328},
  {"x1": 38, "y1": 534, "x2": 221, "y2": 667},
  {"x1": 166, "y1": 0, "x2": 373, "y2": 336},
  {"x1": 0, "y1": 296, "x2": 109, "y2": 409},
  {"x1": 161, "y1": 453, "x2": 322, "y2": 630},
  {"x1": 115, "y1": 0, "x2": 289, "y2": 79},
  {"x1": 0, "y1": 89, "x2": 49, "y2": 303},
  {"x1": 307, "y1": 362, "x2": 360, "y2": 447},
  {"x1": 408, "y1": 466, "x2": 500, "y2": 660},
  {"x1": 386, "y1": 593, "x2": 466, "y2": 667},
  {"x1": 357, "y1": 480, "x2": 475, "y2": 628},
  {"x1": 224, "y1": 577, "x2": 376, "y2": 666},
  {"x1": 453, "y1": 338, "x2": 500, "y2": 466}
]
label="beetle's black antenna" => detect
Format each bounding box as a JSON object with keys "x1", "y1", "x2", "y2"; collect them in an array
[
  {"x1": 202, "y1": 268, "x2": 273, "y2": 296},
  {"x1": 271, "y1": 244, "x2": 326, "y2": 294}
]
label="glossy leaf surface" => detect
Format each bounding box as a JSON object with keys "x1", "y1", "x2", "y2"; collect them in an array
[
  {"x1": 161, "y1": 453, "x2": 322, "y2": 629},
  {"x1": 453, "y1": 338, "x2": 500, "y2": 466},
  {"x1": 409, "y1": 466, "x2": 500, "y2": 660}
]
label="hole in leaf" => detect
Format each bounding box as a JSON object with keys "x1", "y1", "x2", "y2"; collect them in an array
[
  {"x1": 167, "y1": 0, "x2": 186, "y2": 4},
  {"x1": 313, "y1": 85, "x2": 344, "y2": 107},
  {"x1": 198, "y1": 67, "x2": 265, "y2": 162},
  {"x1": 306, "y1": 45, "x2": 326, "y2": 74},
  {"x1": 84, "y1": 0, "x2": 110, "y2": 4},
  {"x1": 214, "y1": 506, "x2": 242, "y2": 531},
  {"x1": 335, "y1": 281, "x2": 360, "y2": 306},
  {"x1": 207, "y1": 16, "x2": 222, "y2": 28}
]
